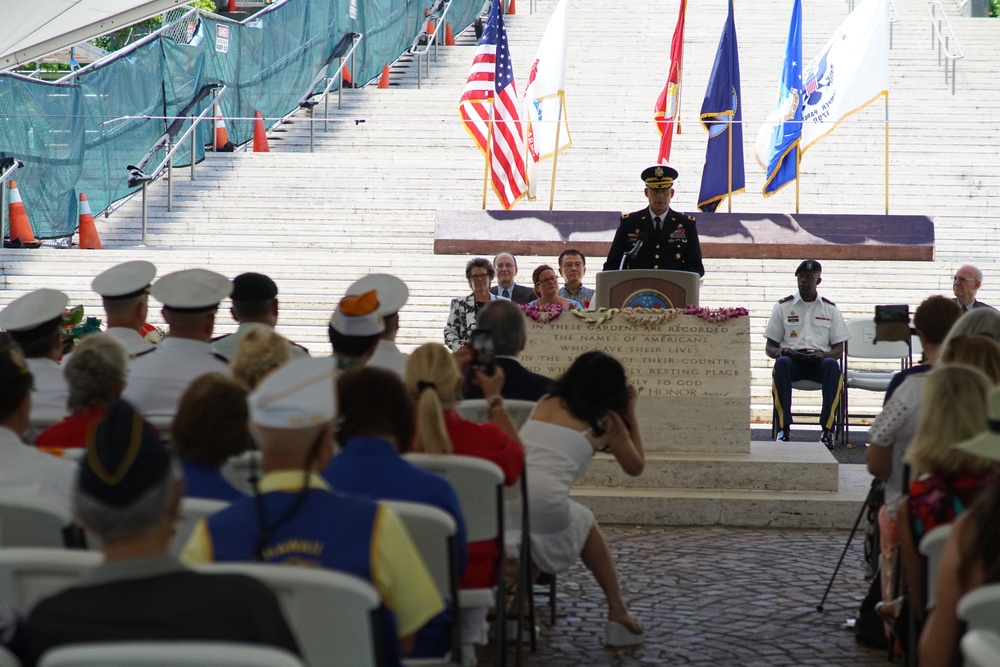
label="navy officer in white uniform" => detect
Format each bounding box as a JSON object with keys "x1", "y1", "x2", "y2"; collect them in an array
[
  {"x1": 91, "y1": 260, "x2": 157, "y2": 357},
  {"x1": 764, "y1": 260, "x2": 850, "y2": 448},
  {"x1": 122, "y1": 268, "x2": 232, "y2": 416},
  {"x1": 346, "y1": 273, "x2": 409, "y2": 378}
]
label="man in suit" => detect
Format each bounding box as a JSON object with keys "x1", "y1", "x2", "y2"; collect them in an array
[
  {"x1": 489, "y1": 253, "x2": 535, "y2": 303},
  {"x1": 952, "y1": 264, "x2": 996, "y2": 312},
  {"x1": 603, "y1": 165, "x2": 705, "y2": 276},
  {"x1": 463, "y1": 300, "x2": 552, "y2": 401}
]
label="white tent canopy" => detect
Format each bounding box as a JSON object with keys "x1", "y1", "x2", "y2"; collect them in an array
[{"x1": 1, "y1": 0, "x2": 190, "y2": 71}]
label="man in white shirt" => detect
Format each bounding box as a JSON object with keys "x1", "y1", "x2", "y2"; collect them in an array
[
  {"x1": 347, "y1": 273, "x2": 409, "y2": 377},
  {"x1": 122, "y1": 269, "x2": 232, "y2": 417},
  {"x1": 763, "y1": 260, "x2": 850, "y2": 448},
  {"x1": 91, "y1": 260, "x2": 157, "y2": 357}
]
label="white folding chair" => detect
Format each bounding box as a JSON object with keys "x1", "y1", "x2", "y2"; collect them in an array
[
  {"x1": 170, "y1": 498, "x2": 229, "y2": 557},
  {"x1": 962, "y1": 629, "x2": 1000, "y2": 667},
  {"x1": 958, "y1": 583, "x2": 1000, "y2": 633},
  {"x1": 195, "y1": 562, "x2": 386, "y2": 667},
  {"x1": 0, "y1": 493, "x2": 87, "y2": 549},
  {"x1": 456, "y1": 399, "x2": 536, "y2": 430},
  {"x1": 39, "y1": 641, "x2": 306, "y2": 667},
  {"x1": 0, "y1": 547, "x2": 100, "y2": 614},
  {"x1": 919, "y1": 523, "x2": 953, "y2": 610},
  {"x1": 769, "y1": 377, "x2": 846, "y2": 445},
  {"x1": 144, "y1": 414, "x2": 174, "y2": 444},
  {"x1": 405, "y1": 454, "x2": 508, "y2": 667},
  {"x1": 0, "y1": 645, "x2": 19, "y2": 667},
  {"x1": 220, "y1": 449, "x2": 262, "y2": 496},
  {"x1": 843, "y1": 317, "x2": 912, "y2": 441},
  {"x1": 382, "y1": 500, "x2": 460, "y2": 666}
]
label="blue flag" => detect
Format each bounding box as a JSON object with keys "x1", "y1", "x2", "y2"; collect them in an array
[
  {"x1": 755, "y1": 0, "x2": 803, "y2": 196},
  {"x1": 697, "y1": 0, "x2": 745, "y2": 213}
]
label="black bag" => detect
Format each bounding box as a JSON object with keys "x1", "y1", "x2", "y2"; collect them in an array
[
  {"x1": 854, "y1": 572, "x2": 889, "y2": 650},
  {"x1": 874, "y1": 305, "x2": 911, "y2": 344}
]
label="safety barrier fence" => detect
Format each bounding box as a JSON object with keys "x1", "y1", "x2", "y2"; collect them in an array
[{"x1": 0, "y1": 0, "x2": 488, "y2": 240}]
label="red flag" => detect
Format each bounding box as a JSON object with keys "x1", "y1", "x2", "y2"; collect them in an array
[
  {"x1": 654, "y1": 0, "x2": 687, "y2": 164},
  {"x1": 459, "y1": 0, "x2": 527, "y2": 209}
]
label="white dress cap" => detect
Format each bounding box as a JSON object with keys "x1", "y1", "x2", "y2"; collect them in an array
[
  {"x1": 248, "y1": 356, "x2": 337, "y2": 429},
  {"x1": 329, "y1": 291, "x2": 385, "y2": 336},
  {"x1": 346, "y1": 273, "x2": 409, "y2": 316},
  {"x1": 151, "y1": 268, "x2": 233, "y2": 311},
  {"x1": 0, "y1": 288, "x2": 69, "y2": 334},
  {"x1": 92, "y1": 260, "x2": 157, "y2": 300}
]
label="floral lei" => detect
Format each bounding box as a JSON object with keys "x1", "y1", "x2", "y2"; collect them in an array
[
  {"x1": 519, "y1": 302, "x2": 568, "y2": 324},
  {"x1": 568, "y1": 305, "x2": 748, "y2": 329}
]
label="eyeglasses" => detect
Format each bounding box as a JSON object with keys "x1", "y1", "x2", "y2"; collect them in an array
[
  {"x1": 953, "y1": 276, "x2": 977, "y2": 285},
  {"x1": 469, "y1": 273, "x2": 491, "y2": 282},
  {"x1": 561, "y1": 262, "x2": 584, "y2": 270},
  {"x1": 535, "y1": 276, "x2": 559, "y2": 286}
]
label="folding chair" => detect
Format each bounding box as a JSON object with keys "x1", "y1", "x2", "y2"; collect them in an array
[
  {"x1": 918, "y1": 523, "x2": 952, "y2": 611},
  {"x1": 842, "y1": 317, "x2": 912, "y2": 442},
  {"x1": 962, "y1": 629, "x2": 1000, "y2": 667},
  {"x1": 958, "y1": 583, "x2": 1000, "y2": 633},
  {"x1": 195, "y1": 562, "x2": 386, "y2": 667},
  {"x1": 0, "y1": 645, "x2": 19, "y2": 667},
  {"x1": 169, "y1": 497, "x2": 229, "y2": 557},
  {"x1": 220, "y1": 449, "x2": 262, "y2": 496},
  {"x1": 0, "y1": 493, "x2": 87, "y2": 549},
  {"x1": 39, "y1": 641, "x2": 306, "y2": 667},
  {"x1": 769, "y1": 378, "x2": 846, "y2": 444},
  {"x1": 405, "y1": 454, "x2": 508, "y2": 667},
  {"x1": 382, "y1": 500, "x2": 460, "y2": 666},
  {"x1": 0, "y1": 547, "x2": 100, "y2": 614}
]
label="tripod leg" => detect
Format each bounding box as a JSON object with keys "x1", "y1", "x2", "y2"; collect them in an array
[{"x1": 817, "y1": 493, "x2": 870, "y2": 612}]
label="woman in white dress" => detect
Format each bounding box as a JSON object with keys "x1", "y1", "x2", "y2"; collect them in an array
[{"x1": 519, "y1": 351, "x2": 645, "y2": 646}]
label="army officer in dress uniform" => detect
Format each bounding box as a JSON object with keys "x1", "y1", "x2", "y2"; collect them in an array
[{"x1": 603, "y1": 165, "x2": 705, "y2": 276}]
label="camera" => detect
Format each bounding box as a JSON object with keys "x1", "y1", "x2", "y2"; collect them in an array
[{"x1": 469, "y1": 329, "x2": 496, "y2": 375}]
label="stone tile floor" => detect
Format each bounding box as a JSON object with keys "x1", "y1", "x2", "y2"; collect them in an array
[{"x1": 487, "y1": 524, "x2": 885, "y2": 667}]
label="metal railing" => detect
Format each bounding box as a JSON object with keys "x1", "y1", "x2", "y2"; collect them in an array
[
  {"x1": 409, "y1": 0, "x2": 456, "y2": 89},
  {"x1": 298, "y1": 33, "x2": 363, "y2": 152},
  {"x1": 926, "y1": 1, "x2": 964, "y2": 95},
  {"x1": 0, "y1": 159, "x2": 24, "y2": 242}
]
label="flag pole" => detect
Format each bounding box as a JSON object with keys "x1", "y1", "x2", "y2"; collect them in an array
[
  {"x1": 548, "y1": 93, "x2": 565, "y2": 210},
  {"x1": 884, "y1": 91, "x2": 889, "y2": 215},
  {"x1": 794, "y1": 149, "x2": 800, "y2": 215},
  {"x1": 727, "y1": 117, "x2": 733, "y2": 213},
  {"x1": 482, "y1": 105, "x2": 496, "y2": 209}
]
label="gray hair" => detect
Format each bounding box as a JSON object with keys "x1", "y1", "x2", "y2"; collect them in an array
[
  {"x1": 959, "y1": 264, "x2": 984, "y2": 283},
  {"x1": 943, "y1": 308, "x2": 1000, "y2": 349},
  {"x1": 74, "y1": 462, "x2": 180, "y2": 544},
  {"x1": 475, "y1": 300, "x2": 525, "y2": 357},
  {"x1": 64, "y1": 334, "x2": 127, "y2": 412}
]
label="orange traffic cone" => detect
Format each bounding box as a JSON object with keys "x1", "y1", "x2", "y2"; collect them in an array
[
  {"x1": 341, "y1": 64, "x2": 353, "y2": 87},
  {"x1": 427, "y1": 19, "x2": 435, "y2": 35},
  {"x1": 77, "y1": 192, "x2": 101, "y2": 249},
  {"x1": 506, "y1": 0, "x2": 516, "y2": 14},
  {"x1": 378, "y1": 64, "x2": 390, "y2": 89},
  {"x1": 214, "y1": 115, "x2": 234, "y2": 152},
  {"x1": 5, "y1": 180, "x2": 39, "y2": 247},
  {"x1": 445, "y1": 24, "x2": 456, "y2": 46},
  {"x1": 253, "y1": 111, "x2": 270, "y2": 153}
]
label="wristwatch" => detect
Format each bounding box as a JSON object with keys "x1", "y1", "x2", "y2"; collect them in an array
[{"x1": 486, "y1": 395, "x2": 505, "y2": 413}]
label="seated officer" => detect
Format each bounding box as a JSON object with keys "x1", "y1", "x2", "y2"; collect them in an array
[
  {"x1": 764, "y1": 260, "x2": 850, "y2": 448},
  {"x1": 212, "y1": 272, "x2": 309, "y2": 361},
  {"x1": 91, "y1": 260, "x2": 157, "y2": 357},
  {"x1": 181, "y1": 356, "x2": 443, "y2": 666},
  {"x1": 346, "y1": 273, "x2": 410, "y2": 377},
  {"x1": 329, "y1": 291, "x2": 384, "y2": 371}
]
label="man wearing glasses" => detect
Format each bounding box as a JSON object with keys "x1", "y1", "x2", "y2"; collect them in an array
[
  {"x1": 557, "y1": 249, "x2": 595, "y2": 307},
  {"x1": 952, "y1": 265, "x2": 996, "y2": 313}
]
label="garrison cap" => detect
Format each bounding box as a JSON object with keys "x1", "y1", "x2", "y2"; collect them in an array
[
  {"x1": 248, "y1": 355, "x2": 337, "y2": 429},
  {"x1": 0, "y1": 289, "x2": 68, "y2": 342},
  {"x1": 80, "y1": 400, "x2": 171, "y2": 507},
  {"x1": 795, "y1": 260, "x2": 822, "y2": 275},
  {"x1": 91, "y1": 261, "x2": 156, "y2": 301},
  {"x1": 329, "y1": 291, "x2": 385, "y2": 336},
  {"x1": 641, "y1": 164, "x2": 678, "y2": 189},
  {"x1": 151, "y1": 269, "x2": 232, "y2": 312},
  {"x1": 346, "y1": 274, "x2": 409, "y2": 317},
  {"x1": 231, "y1": 272, "x2": 278, "y2": 302}
]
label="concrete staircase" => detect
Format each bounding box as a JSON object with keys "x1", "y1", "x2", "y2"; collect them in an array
[{"x1": 3, "y1": 0, "x2": 998, "y2": 527}]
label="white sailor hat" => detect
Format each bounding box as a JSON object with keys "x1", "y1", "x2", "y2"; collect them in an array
[
  {"x1": 151, "y1": 268, "x2": 232, "y2": 312},
  {"x1": 92, "y1": 261, "x2": 157, "y2": 300},
  {"x1": 248, "y1": 356, "x2": 337, "y2": 429},
  {"x1": 346, "y1": 274, "x2": 409, "y2": 316},
  {"x1": 0, "y1": 289, "x2": 69, "y2": 341},
  {"x1": 329, "y1": 290, "x2": 385, "y2": 336}
]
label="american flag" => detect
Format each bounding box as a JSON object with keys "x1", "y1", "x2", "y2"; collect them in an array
[{"x1": 459, "y1": 0, "x2": 527, "y2": 209}]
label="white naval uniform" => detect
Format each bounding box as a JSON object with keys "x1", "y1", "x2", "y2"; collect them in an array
[
  {"x1": 366, "y1": 339, "x2": 408, "y2": 378},
  {"x1": 762, "y1": 291, "x2": 850, "y2": 352},
  {"x1": 122, "y1": 337, "x2": 231, "y2": 416},
  {"x1": 106, "y1": 327, "x2": 155, "y2": 357},
  {"x1": 0, "y1": 425, "x2": 76, "y2": 511},
  {"x1": 25, "y1": 358, "x2": 69, "y2": 422},
  {"x1": 210, "y1": 322, "x2": 310, "y2": 362}
]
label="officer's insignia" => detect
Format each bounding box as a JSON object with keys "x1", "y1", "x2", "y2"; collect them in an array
[
  {"x1": 790, "y1": 330, "x2": 799, "y2": 338},
  {"x1": 668, "y1": 226, "x2": 686, "y2": 241},
  {"x1": 787, "y1": 310, "x2": 800, "y2": 324},
  {"x1": 654, "y1": 166, "x2": 664, "y2": 178}
]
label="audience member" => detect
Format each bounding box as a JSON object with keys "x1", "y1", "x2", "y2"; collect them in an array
[
  {"x1": 36, "y1": 334, "x2": 126, "y2": 450},
  {"x1": 764, "y1": 260, "x2": 850, "y2": 448},
  {"x1": 527, "y1": 265, "x2": 583, "y2": 310},
  {"x1": 22, "y1": 400, "x2": 299, "y2": 666},
  {"x1": 230, "y1": 324, "x2": 291, "y2": 389},
  {"x1": 883, "y1": 295, "x2": 962, "y2": 401},
  {"x1": 172, "y1": 373, "x2": 251, "y2": 502},
  {"x1": 212, "y1": 272, "x2": 308, "y2": 361},
  {"x1": 942, "y1": 306, "x2": 1000, "y2": 347},
  {"x1": 0, "y1": 333, "x2": 75, "y2": 510},
  {"x1": 122, "y1": 269, "x2": 232, "y2": 416},
  {"x1": 511, "y1": 351, "x2": 645, "y2": 646},
  {"x1": 329, "y1": 291, "x2": 384, "y2": 371},
  {"x1": 444, "y1": 258, "x2": 498, "y2": 351},
  {"x1": 951, "y1": 264, "x2": 996, "y2": 313},
  {"x1": 91, "y1": 260, "x2": 156, "y2": 356},
  {"x1": 182, "y1": 356, "x2": 442, "y2": 666},
  {"x1": 939, "y1": 333, "x2": 1000, "y2": 379},
  {"x1": 462, "y1": 300, "x2": 552, "y2": 401},
  {"x1": 323, "y1": 366, "x2": 465, "y2": 659},
  {"x1": 347, "y1": 274, "x2": 410, "y2": 377},
  {"x1": 557, "y1": 249, "x2": 595, "y2": 307},
  {"x1": 489, "y1": 253, "x2": 534, "y2": 303},
  {"x1": 0, "y1": 289, "x2": 70, "y2": 422}
]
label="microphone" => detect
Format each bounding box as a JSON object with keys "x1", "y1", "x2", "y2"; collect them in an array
[{"x1": 619, "y1": 231, "x2": 647, "y2": 270}]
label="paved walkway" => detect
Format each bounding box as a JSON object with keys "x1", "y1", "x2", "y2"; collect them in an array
[{"x1": 488, "y1": 524, "x2": 884, "y2": 666}]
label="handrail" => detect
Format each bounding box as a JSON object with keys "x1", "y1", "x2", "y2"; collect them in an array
[
  {"x1": 409, "y1": 0, "x2": 454, "y2": 89},
  {"x1": 297, "y1": 32, "x2": 363, "y2": 151},
  {"x1": 926, "y1": 1, "x2": 964, "y2": 95},
  {"x1": 0, "y1": 159, "x2": 24, "y2": 242}
]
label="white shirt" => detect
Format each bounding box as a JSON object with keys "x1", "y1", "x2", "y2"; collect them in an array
[
  {"x1": 763, "y1": 291, "x2": 850, "y2": 352},
  {"x1": 0, "y1": 425, "x2": 76, "y2": 512},
  {"x1": 106, "y1": 326, "x2": 155, "y2": 357},
  {"x1": 366, "y1": 339, "x2": 408, "y2": 378},
  {"x1": 868, "y1": 373, "x2": 928, "y2": 518},
  {"x1": 25, "y1": 358, "x2": 69, "y2": 422},
  {"x1": 122, "y1": 337, "x2": 230, "y2": 416},
  {"x1": 211, "y1": 322, "x2": 310, "y2": 362}
]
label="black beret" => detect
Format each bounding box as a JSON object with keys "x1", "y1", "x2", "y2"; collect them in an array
[
  {"x1": 231, "y1": 273, "x2": 278, "y2": 301},
  {"x1": 80, "y1": 401, "x2": 171, "y2": 507},
  {"x1": 795, "y1": 259, "x2": 822, "y2": 275}
]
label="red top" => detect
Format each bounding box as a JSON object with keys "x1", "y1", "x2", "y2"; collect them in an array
[
  {"x1": 440, "y1": 410, "x2": 524, "y2": 589},
  {"x1": 36, "y1": 405, "x2": 108, "y2": 450}
]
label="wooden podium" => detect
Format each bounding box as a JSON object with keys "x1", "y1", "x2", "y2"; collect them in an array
[{"x1": 594, "y1": 269, "x2": 701, "y2": 309}]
